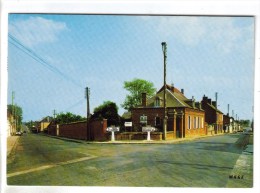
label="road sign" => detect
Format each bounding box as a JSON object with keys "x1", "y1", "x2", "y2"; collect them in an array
[
  {"x1": 124, "y1": 122, "x2": 132, "y2": 127},
  {"x1": 142, "y1": 126, "x2": 156, "y2": 132},
  {"x1": 106, "y1": 126, "x2": 120, "y2": 142},
  {"x1": 106, "y1": 126, "x2": 120, "y2": 132},
  {"x1": 142, "y1": 126, "x2": 156, "y2": 141}
]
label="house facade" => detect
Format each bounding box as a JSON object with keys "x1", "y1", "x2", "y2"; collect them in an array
[
  {"x1": 37, "y1": 116, "x2": 53, "y2": 132},
  {"x1": 131, "y1": 84, "x2": 206, "y2": 139},
  {"x1": 7, "y1": 110, "x2": 16, "y2": 136},
  {"x1": 223, "y1": 114, "x2": 235, "y2": 133},
  {"x1": 201, "y1": 95, "x2": 224, "y2": 134}
]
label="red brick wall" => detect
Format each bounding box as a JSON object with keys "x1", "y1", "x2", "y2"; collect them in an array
[
  {"x1": 184, "y1": 108, "x2": 206, "y2": 138},
  {"x1": 132, "y1": 107, "x2": 164, "y2": 132},
  {"x1": 48, "y1": 119, "x2": 107, "y2": 141},
  {"x1": 47, "y1": 123, "x2": 57, "y2": 136},
  {"x1": 59, "y1": 121, "x2": 88, "y2": 140},
  {"x1": 89, "y1": 119, "x2": 107, "y2": 141},
  {"x1": 115, "y1": 132, "x2": 162, "y2": 140},
  {"x1": 132, "y1": 107, "x2": 206, "y2": 139}
]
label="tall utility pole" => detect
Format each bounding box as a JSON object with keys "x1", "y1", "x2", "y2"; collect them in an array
[
  {"x1": 11, "y1": 91, "x2": 15, "y2": 135},
  {"x1": 161, "y1": 42, "x2": 167, "y2": 140},
  {"x1": 215, "y1": 92, "x2": 218, "y2": 133},
  {"x1": 227, "y1": 104, "x2": 230, "y2": 116},
  {"x1": 85, "y1": 87, "x2": 90, "y2": 119},
  {"x1": 85, "y1": 87, "x2": 90, "y2": 140},
  {"x1": 53, "y1": 110, "x2": 56, "y2": 119}
]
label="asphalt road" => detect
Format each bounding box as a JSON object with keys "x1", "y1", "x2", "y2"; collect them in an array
[{"x1": 7, "y1": 133, "x2": 253, "y2": 187}]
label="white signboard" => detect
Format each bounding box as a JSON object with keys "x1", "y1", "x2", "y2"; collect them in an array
[
  {"x1": 106, "y1": 126, "x2": 120, "y2": 132},
  {"x1": 142, "y1": 126, "x2": 156, "y2": 132},
  {"x1": 124, "y1": 122, "x2": 132, "y2": 127}
]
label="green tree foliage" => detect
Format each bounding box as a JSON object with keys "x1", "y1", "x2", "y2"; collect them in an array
[
  {"x1": 55, "y1": 112, "x2": 86, "y2": 124},
  {"x1": 92, "y1": 101, "x2": 121, "y2": 126},
  {"x1": 7, "y1": 104, "x2": 23, "y2": 131},
  {"x1": 239, "y1": 119, "x2": 251, "y2": 127},
  {"x1": 121, "y1": 78, "x2": 156, "y2": 111}
]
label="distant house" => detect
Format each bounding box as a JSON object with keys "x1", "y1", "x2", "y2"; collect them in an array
[
  {"x1": 37, "y1": 116, "x2": 53, "y2": 132},
  {"x1": 7, "y1": 110, "x2": 16, "y2": 136},
  {"x1": 131, "y1": 84, "x2": 206, "y2": 139},
  {"x1": 201, "y1": 95, "x2": 224, "y2": 134}
]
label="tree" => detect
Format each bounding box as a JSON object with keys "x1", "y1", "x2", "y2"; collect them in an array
[
  {"x1": 121, "y1": 78, "x2": 156, "y2": 111},
  {"x1": 7, "y1": 104, "x2": 23, "y2": 131},
  {"x1": 92, "y1": 101, "x2": 121, "y2": 126},
  {"x1": 55, "y1": 112, "x2": 86, "y2": 124},
  {"x1": 239, "y1": 119, "x2": 250, "y2": 127}
]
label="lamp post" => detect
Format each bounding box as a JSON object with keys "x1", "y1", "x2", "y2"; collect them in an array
[{"x1": 162, "y1": 42, "x2": 167, "y2": 140}]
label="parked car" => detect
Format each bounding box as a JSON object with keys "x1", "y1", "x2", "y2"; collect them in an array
[{"x1": 15, "y1": 131, "x2": 22, "y2": 136}]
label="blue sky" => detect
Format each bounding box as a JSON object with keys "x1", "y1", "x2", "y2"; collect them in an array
[{"x1": 8, "y1": 14, "x2": 254, "y2": 121}]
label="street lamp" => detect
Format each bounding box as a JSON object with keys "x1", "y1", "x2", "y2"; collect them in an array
[{"x1": 161, "y1": 42, "x2": 167, "y2": 140}]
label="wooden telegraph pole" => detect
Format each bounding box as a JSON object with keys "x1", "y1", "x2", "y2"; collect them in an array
[
  {"x1": 162, "y1": 42, "x2": 167, "y2": 140},
  {"x1": 85, "y1": 87, "x2": 90, "y2": 140}
]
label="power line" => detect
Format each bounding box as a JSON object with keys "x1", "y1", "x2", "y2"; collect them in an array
[
  {"x1": 63, "y1": 98, "x2": 85, "y2": 112},
  {"x1": 8, "y1": 33, "x2": 83, "y2": 88}
]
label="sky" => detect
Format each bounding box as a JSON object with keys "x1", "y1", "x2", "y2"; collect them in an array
[{"x1": 7, "y1": 14, "x2": 255, "y2": 122}]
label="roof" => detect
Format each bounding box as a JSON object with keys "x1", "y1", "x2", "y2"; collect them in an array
[
  {"x1": 121, "y1": 111, "x2": 132, "y2": 119},
  {"x1": 207, "y1": 103, "x2": 223, "y2": 114},
  {"x1": 146, "y1": 84, "x2": 200, "y2": 109},
  {"x1": 40, "y1": 116, "x2": 53, "y2": 122}
]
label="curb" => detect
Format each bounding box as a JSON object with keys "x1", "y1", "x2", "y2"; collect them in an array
[{"x1": 39, "y1": 132, "x2": 228, "y2": 145}]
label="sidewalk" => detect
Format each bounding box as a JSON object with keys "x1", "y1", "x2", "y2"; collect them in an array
[
  {"x1": 43, "y1": 132, "x2": 225, "y2": 144},
  {"x1": 7, "y1": 136, "x2": 20, "y2": 157}
]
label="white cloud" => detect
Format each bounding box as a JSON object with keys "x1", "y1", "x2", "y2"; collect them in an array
[
  {"x1": 148, "y1": 16, "x2": 254, "y2": 54},
  {"x1": 9, "y1": 16, "x2": 68, "y2": 48},
  {"x1": 155, "y1": 16, "x2": 206, "y2": 46}
]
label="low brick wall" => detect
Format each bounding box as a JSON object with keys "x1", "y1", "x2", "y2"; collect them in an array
[
  {"x1": 58, "y1": 121, "x2": 88, "y2": 140},
  {"x1": 166, "y1": 131, "x2": 176, "y2": 140},
  {"x1": 47, "y1": 119, "x2": 107, "y2": 141},
  {"x1": 185, "y1": 128, "x2": 207, "y2": 138},
  {"x1": 114, "y1": 132, "x2": 162, "y2": 140}
]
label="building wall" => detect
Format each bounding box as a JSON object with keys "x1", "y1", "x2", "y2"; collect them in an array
[
  {"x1": 48, "y1": 119, "x2": 107, "y2": 141},
  {"x1": 40, "y1": 122, "x2": 51, "y2": 132},
  {"x1": 201, "y1": 100, "x2": 224, "y2": 134},
  {"x1": 132, "y1": 107, "x2": 206, "y2": 139},
  {"x1": 132, "y1": 107, "x2": 164, "y2": 132},
  {"x1": 58, "y1": 121, "x2": 88, "y2": 140},
  {"x1": 184, "y1": 108, "x2": 206, "y2": 138}
]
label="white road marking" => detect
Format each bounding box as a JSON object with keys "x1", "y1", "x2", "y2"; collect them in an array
[{"x1": 7, "y1": 155, "x2": 97, "y2": 178}]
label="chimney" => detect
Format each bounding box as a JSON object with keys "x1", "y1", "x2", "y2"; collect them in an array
[
  {"x1": 181, "y1": 89, "x2": 184, "y2": 94},
  {"x1": 202, "y1": 95, "x2": 207, "y2": 102},
  {"x1": 212, "y1": 101, "x2": 217, "y2": 108},
  {"x1": 142, "y1": 93, "x2": 147, "y2": 107},
  {"x1": 207, "y1": 98, "x2": 212, "y2": 105},
  {"x1": 171, "y1": 83, "x2": 174, "y2": 93},
  {"x1": 192, "y1": 96, "x2": 195, "y2": 108}
]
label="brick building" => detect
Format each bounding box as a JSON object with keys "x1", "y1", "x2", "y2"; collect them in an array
[
  {"x1": 223, "y1": 114, "x2": 234, "y2": 133},
  {"x1": 201, "y1": 95, "x2": 224, "y2": 134},
  {"x1": 131, "y1": 84, "x2": 206, "y2": 139}
]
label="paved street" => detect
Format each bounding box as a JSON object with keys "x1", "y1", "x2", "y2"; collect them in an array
[{"x1": 7, "y1": 133, "x2": 253, "y2": 187}]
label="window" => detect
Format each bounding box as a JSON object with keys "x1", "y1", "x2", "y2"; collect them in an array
[
  {"x1": 188, "y1": 116, "x2": 191, "y2": 129},
  {"x1": 155, "y1": 97, "x2": 160, "y2": 107},
  {"x1": 155, "y1": 117, "x2": 161, "y2": 126},
  {"x1": 194, "y1": 117, "x2": 197, "y2": 129},
  {"x1": 198, "y1": 117, "x2": 200, "y2": 128},
  {"x1": 140, "y1": 115, "x2": 147, "y2": 125}
]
